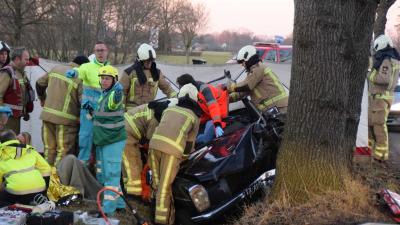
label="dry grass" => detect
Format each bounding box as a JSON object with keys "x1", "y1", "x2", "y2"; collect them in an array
[{"x1": 233, "y1": 161, "x2": 398, "y2": 225}]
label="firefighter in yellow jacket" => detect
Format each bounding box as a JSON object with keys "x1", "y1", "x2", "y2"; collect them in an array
[
  {"x1": 0, "y1": 129, "x2": 51, "y2": 205},
  {"x1": 36, "y1": 56, "x2": 89, "y2": 166},
  {"x1": 123, "y1": 98, "x2": 177, "y2": 198},
  {"x1": 120, "y1": 43, "x2": 177, "y2": 111},
  {"x1": 368, "y1": 35, "x2": 400, "y2": 161},
  {"x1": 149, "y1": 83, "x2": 201, "y2": 225},
  {"x1": 226, "y1": 45, "x2": 288, "y2": 113}
]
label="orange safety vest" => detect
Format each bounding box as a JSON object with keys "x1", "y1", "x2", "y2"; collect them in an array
[{"x1": 197, "y1": 83, "x2": 228, "y2": 128}]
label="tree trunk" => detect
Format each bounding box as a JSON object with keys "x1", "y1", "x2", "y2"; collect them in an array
[
  {"x1": 272, "y1": 0, "x2": 377, "y2": 204},
  {"x1": 185, "y1": 46, "x2": 190, "y2": 64},
  {"x1": 374, "y1": 0, "x2": 396, "y2": 37},
  {"x1": 13, "y1": 0, "x2": 23, "y2": 46}
]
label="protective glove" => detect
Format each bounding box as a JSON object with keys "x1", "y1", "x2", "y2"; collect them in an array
[
  {"x1": 224, "y1": 69, "x2": 231, "y2": 79},
  {"x1": 0, "y1": 106, "x2": 12, "y2": 118},
  {"x1": 82, "y1": 101, "x2": 94, "y2": 111},
  {"x1": 65, "y1": 69, "x2": 77, "y2": 78},
  {"x1": 215, "y1": 125, "x2": 224, "y2": 138},
  {"x1": 114, "y1": 82, "x2": 123, "y2": 92}
]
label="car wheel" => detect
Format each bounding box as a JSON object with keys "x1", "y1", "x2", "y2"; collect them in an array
[{"x1": 175, "y1": 208, "x2": 196, "y2": 225}]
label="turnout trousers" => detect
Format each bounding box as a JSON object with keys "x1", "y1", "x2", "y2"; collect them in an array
[
  {"x1": 42, "y1": 120, "x2": 78, "y2": 166},
  {"x1": 149, "y1": 149, "x2": 181, "y2": 225}
]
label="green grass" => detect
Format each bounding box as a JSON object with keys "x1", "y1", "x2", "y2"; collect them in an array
[{"x1": 158, "y1": 51, "x2": 233, "y2": 65}]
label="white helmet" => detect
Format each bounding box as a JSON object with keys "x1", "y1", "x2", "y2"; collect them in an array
[
  {"x1": 178, "y1": 83, "x2": 198, "y2": 102},
  {"x1": 88, "y1": 54, "x2": 96, "y2": 62},
  {"x1": 236, "y1": 45, "x2": 257, "y2": 62},
  {"x1": 374, "y1": 35, "x2": 393, "y2": 52},
  {"x1": 0, "y1": 41, "x2": 10, "y2": 53},
  {"x1": 137, "y1": 43, "x2": 156, "y2": 61}
]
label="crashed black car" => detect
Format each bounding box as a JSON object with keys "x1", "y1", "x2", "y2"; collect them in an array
[{"x1": 173, "y1": 98, "x2": 284, "y2": 224}]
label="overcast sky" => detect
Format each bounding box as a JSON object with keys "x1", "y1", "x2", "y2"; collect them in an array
[
  {"x1": 193, "y1": 0, "x2": 400, "y2": 38},
  {"x1": 191, "y1": 0, "x2": 294, "y2": 37}
]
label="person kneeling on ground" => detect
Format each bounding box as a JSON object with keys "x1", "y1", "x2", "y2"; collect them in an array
[{"x1": 0, "y1": 129, "x2": 51, "y2": 206}]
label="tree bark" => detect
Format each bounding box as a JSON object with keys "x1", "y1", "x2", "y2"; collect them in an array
[
  {"x1": 374, "y1": 0, "x2": 396, "y2": 37},
  {"x1": 272, "y1": 0, "x2": 377, "y2": 204}
]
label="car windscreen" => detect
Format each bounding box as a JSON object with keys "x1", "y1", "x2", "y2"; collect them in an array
[{"x1": 395, "y1": 85, "x2": 400, "y2": 92}]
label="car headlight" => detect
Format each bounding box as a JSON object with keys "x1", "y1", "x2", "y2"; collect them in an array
[{"x1": 188, "y1": 185, "x2": 210, "y2": 212}]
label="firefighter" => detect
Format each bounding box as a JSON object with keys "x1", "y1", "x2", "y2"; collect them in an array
[
  {"x1": 176, "y1": 74, "x2": 229, "y2": 144},
  {"x1": 0, "y1": 106, "x2": 12, "y2": 132},
  {"x1": 120, "y1": 43, "x2": 177, "y2": 111},
  {"x1": 36, "y1": 56, "x2": 89, "y2": 166},
  {"x1": 0, "y1": 47, "x2": 32, "y2": 134},
  {"x1": 368, "y1": 34, "x2": 400, "y2": 161},
  {"x1": 93, "y1": 65, "x2": 126, "y2": 215},
  {"x1": 0, "y1": 41, "x2": 10, "y2": 68},
  {"x1": 149, "y1": 83, "x2": 201, "y2": 225},
  {"x1": 0, "y1": 129, "x2": 51, "y2": 205},
  {"x1": 225, "y1": 45, "x2": 288, "y2": 113},
  {"x1": 65, "y1": 41, "x2": 110, "y2": 165},
  {"x1": 123, "y1": 98, "x2": 177, "y2": 199}
]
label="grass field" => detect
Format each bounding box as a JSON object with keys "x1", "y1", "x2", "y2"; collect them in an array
[{"x1": 158, "y1": 51, "x2": 233, "y2": 65}]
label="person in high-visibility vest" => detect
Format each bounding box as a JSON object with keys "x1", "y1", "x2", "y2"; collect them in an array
[
  {"x1": 149, "y1": 83, "x2": 201, "y2": 225},
  {"x1": 0, "y1": 129, "x2": 51, "y2": 205},
  {"x1": 93, "y1": 65, "x2": 126, "y2": 215},
  {"x1": 368, "y1": 34, "x2": 400, "y2": 161},
  {"x1": 36, "y1": 56, "x2": 89, "y2": 166},
  {"x1": 65, "y1": 41, "x2": 110, "y2": 165},
  {"x1": 123, "y1": 98, "x2": 177, "y2": 199},
  {"x1": 176, "y1": 74, "x2": 229, "y2": 145},
  {"x1": 225, "y1": 45, "x2": 289, "y2": 113},
  {"x1": 120, "y1": 43, "x2": 177, "y2": 111}
]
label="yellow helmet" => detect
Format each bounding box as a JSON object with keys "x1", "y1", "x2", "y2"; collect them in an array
[{"x1": 98, "y1": 65, "x2": 118, "y2": 80}]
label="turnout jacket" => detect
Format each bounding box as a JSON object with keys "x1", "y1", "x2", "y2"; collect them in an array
[
  {"x1": 124, "y1": 104, "x2": 159, "y2": 141},
  {"x1": 120, "y1": 67, "x2": 177, "y2": 109},
  {"x1": 149, "y1": 106, "x2": 199, "y2": 159},
  {"x1": 228, "y1": 63, "x2": 288, "y2": 112},
  {"x1": 36, "y1": 63, "x2": 82, "y2": 125},
  {"x1": 368, "y1": 58, "x2": 400, "y2": 111}
]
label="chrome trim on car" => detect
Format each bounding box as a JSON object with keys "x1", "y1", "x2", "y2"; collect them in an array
[{"x1": 191, "y1": 169, "x2": 276, "y2": 222}]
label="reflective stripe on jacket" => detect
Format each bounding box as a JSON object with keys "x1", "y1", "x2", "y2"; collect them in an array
[
  {"x1": 197, "y1": 83, "x2": 228, "y2": 127},
  {"x1": 124, "y1": 104, "x2": 159, "y2": 141},
  {"x1": 37, "y1": 63, "x2": 82, "y2": 125},
  {"x1": 230, "y1": 63, "x2": 288, "y2": 112},
  {"x1": 120, "y1": 69, "x2": 177, "y2": 109},
  {"x1": 93, "y1": 86, "x2": 126, "y2": 146},
  {"x1": 0, "y1": 140, "x2": 51, "y2": 195},
  {"x1": 149, "y1": 106, "x2": 199, "y2": 159}
]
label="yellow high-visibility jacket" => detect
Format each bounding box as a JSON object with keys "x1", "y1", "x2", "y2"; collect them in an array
[{"x1": 0, "y1": 140, "x2": 51, "y2": 195}]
